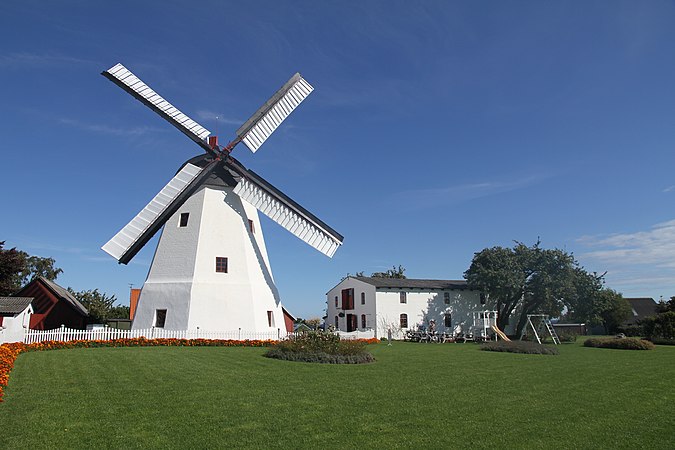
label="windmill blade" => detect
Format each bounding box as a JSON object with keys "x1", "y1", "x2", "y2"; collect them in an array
[
  {"x1": 227, "y1": 159, "x2": 343, "y2": 258},
  {"x1": 102, "y1": 63, "x2": 212, "y2": 152},
  {"x1": 236, "y1": 73, "x2": 314, "y2": 153},
  {"x1": 102, "y1": 161, "x2": 219, "y2": 264}
]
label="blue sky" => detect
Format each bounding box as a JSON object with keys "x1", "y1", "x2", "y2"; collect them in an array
[{"x1": 1, "y1": 1, "x2": 674, "y2": 318}]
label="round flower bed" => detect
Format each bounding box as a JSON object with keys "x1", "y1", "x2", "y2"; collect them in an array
[
  {"x1": 264, "y1": 331, "x2": 376, "y2": 364},
  {"x1": 480, "y1": 340, "x2": 559, "y2": 355}
]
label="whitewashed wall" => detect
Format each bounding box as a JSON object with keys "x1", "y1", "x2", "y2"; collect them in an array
[
  {"x1": 134, "y1": 185, "x2": 285, "y2": 333},
  {"x1": 326, "y1": 278, "x2": 377, "y2": 335},
  {"x1": 0, "y1": 305, "x2": 32, "y2": 344},
  {"x1": 375, "y1": 289, "x2": 482, "y2": 339}
]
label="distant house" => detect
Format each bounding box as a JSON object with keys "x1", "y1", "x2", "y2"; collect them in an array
[
  {"x1": 14, "y1": 277, "x2": 88, "y2": 330},
  {"x1": 326, "y1": 276, "x2": 487, "y2": 339},
  {"x1": 625, "y1": 298, "x2": 658, "y2": 325},
  {"x1": 0, "y1": 297, "x2": 33, "y2": 343}
]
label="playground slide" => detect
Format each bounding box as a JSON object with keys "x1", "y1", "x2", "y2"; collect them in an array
[{"x1": 491, "y1": 325, "x2": 510, "y2": 341}]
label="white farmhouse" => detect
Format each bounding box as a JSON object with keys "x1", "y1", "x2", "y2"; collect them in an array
[{"x1": 326, "y1": 277, "x2": 485, "y2": 339}]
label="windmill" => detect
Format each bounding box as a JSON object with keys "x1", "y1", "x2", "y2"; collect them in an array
[{"x1": 100, "y1": 63, "x2": 343, "y2": 333}]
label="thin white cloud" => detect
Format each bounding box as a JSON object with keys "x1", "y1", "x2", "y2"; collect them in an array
[
  {"x1": 663, "y1": 185, "x2": 675, "y2": 193},
  {"x1": 194, "y1": 110, "x2": 242, "y2": 126},
  {"x1": 395, "y1": 174, "x2": 547, "y2": 209},
  {"x1": 577, "y1": 219, "x2": 675, "y2": 297},
  {"x1": 59, "y1": 118, "x2": 165, "y2": 137},
  {"x1": 578, "y1": 219, "x2": 675, "y2": 267},
  {"x1": 0, "y1": 53, "x2": 96, "y2": 69}
]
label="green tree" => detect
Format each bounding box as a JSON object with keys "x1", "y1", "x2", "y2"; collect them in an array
[
  {"x1": 597, "y1": 288, "x2": 631, "y2": 333},
  {"x1": 68, "y1": 288, "x2": 118, "y2": 324},
  {"x1": 19, "y1": 254, "x2": 63, "y2": 285},
  {"x1": 655, "y1": 296, "x2": 675, "y2": 313},
  {"x1": 0, "y1": 241, "x2": 27, "y2": 296},
  {"x1": 371, "y1": 265, "x2": 406, "y2": 279},
  {"x1": 464, "y1": 240, "x2": 606, "y2": 336}
]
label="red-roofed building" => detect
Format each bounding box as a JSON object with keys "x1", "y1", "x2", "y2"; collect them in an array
[{"x1": 14, "y1": 277, "x2": 88, "y2": 330}]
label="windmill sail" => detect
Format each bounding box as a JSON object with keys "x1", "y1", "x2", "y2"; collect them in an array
[
  {"x1": 102, "y1": 161, "x2": 218, "y2": 264},
  {"x1": 227, "y1": 159, "x2": 343, "y2": 258},
  {"x1": 102, "y1": 63, "x2": 212, "y2": 152},
  {"x1": 236, "y1": 73, "x2": 314, "y2": 153}
]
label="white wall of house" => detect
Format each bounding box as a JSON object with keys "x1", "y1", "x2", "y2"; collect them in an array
[
  {"x1": 0, "y1": 305, "x2": 33, "y2": 344},
  {"x1": 133, "y1": 185, "x2": 285, "y2": 333},
  {"x1": 326, "y1": 278, "x2": 377, "y2": 334},
  {"x1": 326, "y1": 277, "x2": 484, "y2": 339},
  {"x1": 375, "y1": 289, "x2": 482, "y2": 339}
]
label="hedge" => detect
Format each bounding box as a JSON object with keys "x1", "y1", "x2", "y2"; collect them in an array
[
  {"x1": 583, "y1": 337, "x2": 655, "y2": 350},
  {"x1": 480, "y1": 340, "x2": 559, "y2": 355}
]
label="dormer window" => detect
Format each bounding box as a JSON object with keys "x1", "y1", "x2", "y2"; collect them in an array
[{"x1": 179, "y1": 212, "x2": 189, "y2": 227}]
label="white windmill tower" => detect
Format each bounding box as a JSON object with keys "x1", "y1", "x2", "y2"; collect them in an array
[{"x1": 100, "y1": 63, "x2": 343, "y2": 333}]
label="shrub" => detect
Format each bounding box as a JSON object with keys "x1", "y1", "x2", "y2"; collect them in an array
[
  {"x1": 640, "y1": 311, "x2": 675, "y2": 340},
  {"x1": 616, "y1": 324, "x2": 643, "y2": 337},
  {"x1": 480, "y1": 340, "x2": 559, "y2": 355},
  {"x1": 646, "y1": 337, "x2": 675, "y2": 346},
  {"x1": 264, "y1": 331, "x2": 375, "y2": 364},
  {"x1": 556, "y1": 331, "x2": 579, "y2": 343},
  {"x1": 583, "y1": 337, "x2": 655, "y2": 350}
]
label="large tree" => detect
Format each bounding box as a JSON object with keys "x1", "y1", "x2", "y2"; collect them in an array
[
  {"x1": 464, "y1": 241, "x2": 607, "y2": 336},
  {"x1": 68, "y1": 288, "x2": 118, "y2": 324},
  {"x1": 0, "y1": 241, "x2": 27, "y2": 295},
  {"x1": 0, "y1": 241, "x2": 63, "y2": 295}
]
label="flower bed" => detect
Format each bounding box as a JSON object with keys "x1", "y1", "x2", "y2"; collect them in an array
[
  {"x1": 480, "y1": 340, "x2": 559, "y2": 355},
  {"x1": 583, "y1": 337, "x2": 655, "y2": 350},
  {"x1": 264, "y1": 331, "x2": 377, "y2": 364},
  {"x1": 0, "y1": 338, "x2": 274, "y2": 402}
]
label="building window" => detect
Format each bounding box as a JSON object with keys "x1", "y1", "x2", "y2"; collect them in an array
[
  {"x1": 334, "y1": 316, "x2": 339, "y2": 328},
  {"x1": 248, "y1": 219, "x2": 255, "y2": 233},
  {"x1": 215, "y1": 257, "x2": 228, "y2": 273},
  {"x1": 400, "y1": 313, "x2": 408, "y2": 328},
  {"x1": 267, "y1": 311, "x2": 274, "y2": 327},
  {"x1": 400, "y1": 292, "x2": 407, "y2": 304},
  {"x1": 361, "y1": 292, "x2": 365, "y2": 305},
  {"x1": 335, "y1": 296, "x2": 338, "y2": 308},
  {"x1": 154, "y1": 309, "x2": 167, "y2": 328},
  {"x1": 444, "y1": 313, "x2": 452, "y2": 328},
  {"x1": 361, "y1": 314, "x2": 366, "y2": 328},
  {"x1": 342, "y1": 288, "x2": 355, "y2": 310},
  {"x1": 480, "y1": 293, "x2": 486, "y2": 305},
  {"x1": 179, "y1": 212, "x2": 189, "y2": 227},
  {"x1": 444, "y1": 292, "x2": 450, "y2": 304}
]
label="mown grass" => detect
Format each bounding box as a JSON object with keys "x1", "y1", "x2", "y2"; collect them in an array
[{"x1": 1, "y1": 341, "x2": 673, "y2": 449}]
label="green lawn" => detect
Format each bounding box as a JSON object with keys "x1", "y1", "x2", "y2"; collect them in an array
[{"x1": 1, "y1": 340, "x2": 673, "y2": 449}]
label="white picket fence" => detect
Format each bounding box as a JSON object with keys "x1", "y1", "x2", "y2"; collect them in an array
[
  {"x1": 23, "y1": 325, "x2": 288, "y2": 344},
  {"x1": 335, "y1": 329, "x2": 376, "y2": 340}
]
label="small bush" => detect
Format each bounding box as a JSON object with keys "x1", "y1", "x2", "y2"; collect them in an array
[
  {"x1": 264, "y1": 331, "x2": 375, "y2": 364},
  {"x1": 556, "y1": 331, "x2": 579, "y2": 343},
  {"x1": 480, "y1": 340, "x2": 559, "y2": 355},
  {"x1": 616, "y1": 324, "x2": 643, "y2": 337},
  {"x1": 646, "y1": 337, "x2": 675, "y2": 346},
  {"x1": 583, "y1": 337, "x2": 655, "y2": 350},
  {"x1": 640, "y1": 311, "x2": 675, "y2": 340}
]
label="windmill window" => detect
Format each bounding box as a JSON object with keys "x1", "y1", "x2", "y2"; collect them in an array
[
  {"x1": 361, "y1": 314, "x2": 366, "y2": 328},
  {"x1": 361, "y1": 292, "x2": 365, "y2": 305},
  {"x1": 334, "y1": 316, "x2": 339, "y2": 328},
  {"x1": 267, "y1": 311, "x2": 274, "y2": 327},
  {"x1": 444, "y1": 292, "x2": 450, "y2": 304},
  {"x1": 335, "y1": 296, "x2": 338, "y2": 308},
  {"x1": 248, "y1": 219, "x2": 255, "y2": 234},
  {"x1": 400, "y1": 292, "x2": 407, "y2": 304},
  {"x1": 400, "y1": 313, "x2": 408, "y2": 329},
  {"x1": 444, "y1": 313, "x2": 452, "y2": 328},
  {"x1": 179, "y1": 213, "x2": 189, "y2": 227},
  {"x1": 154, "y1": 309, "x2": 167, "y2": 328},
  {"x1": 215, "y1": 257, "x2": 228, "y2": 273}
]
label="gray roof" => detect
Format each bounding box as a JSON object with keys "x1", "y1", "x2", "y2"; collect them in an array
[
  {"x1": 352, "y1": 277, "x2": 470, "y2": 290},
  {"x1": 38, "y1": 277, "x2": 89, "y2": 316},
  {"x1": 625, "y1": 298, "x2": 658, "y2": 323},
  {"x1": 0, "y1": 297, "x2": 33, "y2": 315}
]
